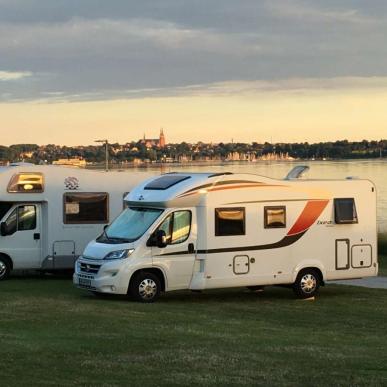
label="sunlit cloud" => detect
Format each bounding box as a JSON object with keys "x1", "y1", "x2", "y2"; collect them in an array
[
  {"x1": 15, "y1": 76, "x2": 387, "y2": 103},
  {"x1": 0, "y1": 70, "x2": 32, "y2": 81}
]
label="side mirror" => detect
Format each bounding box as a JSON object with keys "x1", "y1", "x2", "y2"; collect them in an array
[
  {"x1": 0, "y1": 222, "x2": 8, "y2": 236},
  {"x1": 148, "y1": 229, "x2": 168, "y2": 248}
]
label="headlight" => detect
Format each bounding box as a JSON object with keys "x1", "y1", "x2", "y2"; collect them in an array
[{"x1": 104, "y1": 249, "x2": 134, "y2": 260}]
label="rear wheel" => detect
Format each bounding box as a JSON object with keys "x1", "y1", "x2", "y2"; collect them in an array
[
  {"x1": 0, "y1": 256, "x2": 11, "y2": 281},
  {"x1": 129, "y1": 272, "x2": 161, "y2": 303},
  {"x1": 293, "y1": 269, "x2": 320, "y2": 298}
]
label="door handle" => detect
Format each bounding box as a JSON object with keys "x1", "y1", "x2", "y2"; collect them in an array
[
  {"x1": 34, "y1": 233, "x2": 40, "y2": 240},
  {"x1": 188, "y1": 243, "x2": 195, "y2": 254}
]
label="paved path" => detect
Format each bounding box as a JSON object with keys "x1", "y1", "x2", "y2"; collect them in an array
[{"x1": 328, "y1": 276, "x2": 387, "y2": 289}]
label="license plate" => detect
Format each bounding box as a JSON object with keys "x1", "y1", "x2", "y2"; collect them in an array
[{"x1": 79, "y1": 278, "x2": 92, "y2": 288}]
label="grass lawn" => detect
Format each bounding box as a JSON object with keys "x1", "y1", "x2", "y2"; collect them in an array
[{"x1": 1, "y1": 275, "x2": 387, "y2": 386}]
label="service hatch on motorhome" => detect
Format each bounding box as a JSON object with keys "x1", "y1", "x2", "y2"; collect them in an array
[
  {"x1": 0, "y1": 164, "x2": 155, "y2": 279},
  {"x1": 74, "y1": 169, "x2": 377, "y2": 301}
]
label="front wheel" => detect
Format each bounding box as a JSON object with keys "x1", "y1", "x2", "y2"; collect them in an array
[
  {"x1": 0, "y1": 256, "x2": 11, "y2": 281},
  {"x1": 293, "y1": 269, "x2": 320, "y2": 299},
  {"x1": 129, "y1": 272, "x2": 161, "y2": 303}
]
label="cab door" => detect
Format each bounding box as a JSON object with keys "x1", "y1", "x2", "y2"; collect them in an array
[
  {"x1": 151, "y1": 209, "x2": 196, "y2": 290},
  {"x1": 0, "y1": 204, "x2": 42, "y2": 269}
]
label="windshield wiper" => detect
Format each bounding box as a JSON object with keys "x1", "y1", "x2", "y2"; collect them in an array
[
  {"x1": 96, "y1": 226, "x2": 111, "y2": 242},
  {"x1": 109, "y1": 237, "x2": 132, "y2": 243}
]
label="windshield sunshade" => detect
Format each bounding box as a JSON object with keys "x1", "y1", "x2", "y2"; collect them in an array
[{"x1": 99, "y1": 207, "x2": 163, "y2": 244}]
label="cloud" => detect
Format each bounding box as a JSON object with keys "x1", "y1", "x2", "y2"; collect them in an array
[
  {"x1": 0, "y1": 70, "x2": 32, "y2": 81},
  {"x1": 5, "y1": 76, "x2": 385, "y2": 103},
  {"x1": 0, "y1": 17, "x2": 258, "y2": 56},
  {"x1": 265, "y1": 0, "x2": 376, "y2": 24},
  {"x1": 0, "y1": 1, "x2": 387, "y2": 101}
]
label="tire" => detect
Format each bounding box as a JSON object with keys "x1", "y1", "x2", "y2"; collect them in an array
[
  {"x1": 0, "y1": 256, "x2": 11, "y2": 281},
  {"x1": 293, "y1": 269, "x2": 320, "y2": 299},
  {"x1": 129, "y1": 271, "x2": 161, "y2": 303}
]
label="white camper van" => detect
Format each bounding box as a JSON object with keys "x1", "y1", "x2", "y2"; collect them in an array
[
  {"x1": 0, "y1": 164, "x2": 154, "y2": 279},
  {"x1": 74, "y1": 171, "x2": 377, "y2": 301}
]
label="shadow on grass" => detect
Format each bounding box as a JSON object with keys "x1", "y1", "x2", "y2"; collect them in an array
[
  {"x1": 5, "y1": 269, "x2": 374, "y2": 304},
  {"x1": 75, "y1": 284, "x2": 352, "y2": 306},
  {"x1": 10, "y1": 270, "x2": 74, "y2": 280}
]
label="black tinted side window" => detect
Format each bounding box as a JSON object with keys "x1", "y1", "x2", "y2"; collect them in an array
[
  {"x1": 334, "y1": 198, "x2": 358, "y2": 224},
  {"x1": 64, "y1": 193, "x2": 109, "y2": 224},
  {"x1": 215, "y1": 208, "x2": 245, "y2": 236}
]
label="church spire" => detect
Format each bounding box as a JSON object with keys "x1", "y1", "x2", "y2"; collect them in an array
[{"x1": 159, "y1": 128, "x2": 166, "y2": 148}]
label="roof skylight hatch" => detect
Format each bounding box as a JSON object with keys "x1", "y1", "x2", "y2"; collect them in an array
[{"x1": 144, "y1": 175, "x2": 191, "y2": 190}]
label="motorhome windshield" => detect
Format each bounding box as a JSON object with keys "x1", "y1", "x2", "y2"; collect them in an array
[{"x1": 97, "y1": 207, "x2": 163, "y2": 244}]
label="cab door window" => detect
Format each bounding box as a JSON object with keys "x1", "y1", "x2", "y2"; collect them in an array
[
  {"x1": 172, "y1": 211, "x2": 191, "y2": 244},
  {"x1": 158, "y1": 215, "x2": 173, "y2": 244},
  {"x1": 4, "y1": 205, "x2": 36, "y2": 235},
  {"x1": 18, "y1": 205, "x2": 37, "y2": 230},
  {"x1": 156, "y1": 211, "x2": 191, "y2": 245},
  {"x1": 5, "y1": 208, "x2": 17, "y2": 235}
]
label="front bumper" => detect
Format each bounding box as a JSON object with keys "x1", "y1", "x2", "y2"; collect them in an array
[{"x1": 73, "y1": 257, "x2": 130, "y2": 295}]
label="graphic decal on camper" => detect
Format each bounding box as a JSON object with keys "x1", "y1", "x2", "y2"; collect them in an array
[
  {"x1": 286, "y1": 200, "x2": 329, "y2": 236},
  {"x1": 177, "y1": 180, "x2": 286, "y2": 198},
  {"x1": 64, "y1": 177, "x2": 79, "y2": 190},
  {"x1": 157, "y1": 199, "x2": 329, "y2": 256}
]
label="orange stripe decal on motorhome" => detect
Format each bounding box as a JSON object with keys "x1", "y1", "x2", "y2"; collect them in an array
[
  {"x1": 178, "y1": 183, "x2": 285, "y2": 198},
  {"x1": 287, "y1": 200, "x2": 329, "y2": 236}
]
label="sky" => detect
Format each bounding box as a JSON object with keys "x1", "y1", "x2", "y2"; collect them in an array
[{"x1": 0, "y1": 0, "x2": 387, "y2": 145}]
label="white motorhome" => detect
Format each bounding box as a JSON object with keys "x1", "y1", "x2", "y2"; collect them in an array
[
  {"x1": 0, "y1": 164, "x2": 154, "y2": 279},
  {"x1": 74, "y1": 171, "x2": 377, "y2": 301}
]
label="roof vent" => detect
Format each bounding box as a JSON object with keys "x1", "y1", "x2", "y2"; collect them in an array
[{"x1": 284, "y1": 166, "x2": 310, "y2": 180}]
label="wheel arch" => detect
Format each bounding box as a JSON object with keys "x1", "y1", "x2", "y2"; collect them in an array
[
  {"x1": 293, "y1": 262, "x2": 325, "y2": 284},
  {"x1": 128, "y1": 267, "x2": 167, "y2": 293}
]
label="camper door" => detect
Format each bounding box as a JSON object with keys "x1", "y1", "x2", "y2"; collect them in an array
[
  {"x1": 0, "y1": 204, "x2": 42, "y2": 269},
  {"x1": 150, "y1": 209, "x2": 196, "y2": 290}
]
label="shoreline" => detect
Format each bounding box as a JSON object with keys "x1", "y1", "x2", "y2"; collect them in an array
[{"x1": 85, "y1": 157, "x2": 387, "y2": 170}]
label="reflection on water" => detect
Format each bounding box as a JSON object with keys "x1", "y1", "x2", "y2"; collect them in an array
[{"x1": 132, "y1": 159, "x2": 387, "y2": 233}]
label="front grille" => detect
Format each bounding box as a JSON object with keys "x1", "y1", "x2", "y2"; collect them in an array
[{"x1": 79, "y1": 262, "x2": 101, "y2": 274}]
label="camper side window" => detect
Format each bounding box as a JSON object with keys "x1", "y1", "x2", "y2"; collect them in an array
[
  {"x1": 334, "y1": 198, "x2": 358, "y2": 224},
  {"x1": 215, "y1": 208, "x2": 245, "y2": 236},
  {"x1": 264, "y1": 206, "x2": 286, "y2": 228},
  {"x1": 63, "y1": 193, "x2": 109, "y2": 224}
]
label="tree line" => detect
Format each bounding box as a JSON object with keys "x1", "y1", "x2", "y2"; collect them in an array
[{"x1": 0, "y1": 139, "x2": 386, "y2": 164}]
